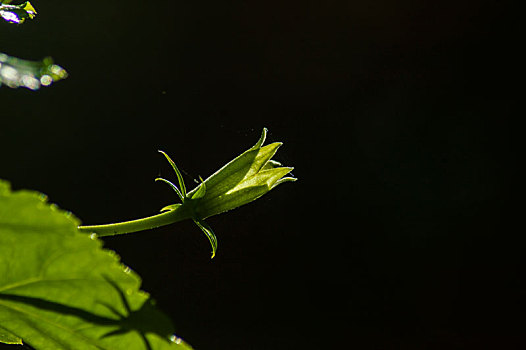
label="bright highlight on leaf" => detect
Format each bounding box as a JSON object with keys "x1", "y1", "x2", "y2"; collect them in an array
[
  {"x1": 0, "y1": 180, "x2": 193, "y2": 350},
  {"x1": 0, "y1": 53, "x2": 68, "y2": 90},
  {"x1": 79, "y1": 128, "x2": 296, "y2": 259},
  {"x1": 0, "y1": 1, "x2": 36, "y2": 24}
]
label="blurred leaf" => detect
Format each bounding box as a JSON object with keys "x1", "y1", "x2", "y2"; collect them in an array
[
  {"x1": 0, "y1": 53, "x2": 67, "y2": 90},
  {"x1": 0, "y1": 1, "x2": 36, "y2": 24},
  {"x1": 1, "y1": 1, "x2": 67, "y2": 90},
  {"x1": 0, "y1": 180, "x2": 192, "y2": 350}
]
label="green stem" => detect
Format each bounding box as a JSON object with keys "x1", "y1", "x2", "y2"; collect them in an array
[{"x1": 78, "y1": 204, "x2": 193, "y2": 237}]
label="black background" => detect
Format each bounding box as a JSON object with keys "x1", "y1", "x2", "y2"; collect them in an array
[{"x1": 1, "y1": 1, "x2": 520, "y2": 349}]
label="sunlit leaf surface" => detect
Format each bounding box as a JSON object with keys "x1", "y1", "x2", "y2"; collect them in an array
[
  {"x1": 0, "y1": 1, "x2": 36, "y2": 24},
  {"x1": 0, "y1": 53, "x2": 67, "y2": 90},
  {"x1": 0, "y1": 180, "x2": 193, "y2": 350}
]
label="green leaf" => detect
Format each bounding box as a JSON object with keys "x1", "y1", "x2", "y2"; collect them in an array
[
  {"x1": 0, "y1": 180, "x2": 193, "y2": 350},
  {"x1": 0, "y1": 326, "x2": 22, "y2": 345}
]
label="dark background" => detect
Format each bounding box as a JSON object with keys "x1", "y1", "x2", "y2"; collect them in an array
[{"x1": 1, "y1": 1, "x2": 520, "y2": 349}]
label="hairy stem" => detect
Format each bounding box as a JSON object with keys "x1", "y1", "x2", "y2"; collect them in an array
[{"x1": 78, "y1": 204, "x2": 193, "y2": 237}]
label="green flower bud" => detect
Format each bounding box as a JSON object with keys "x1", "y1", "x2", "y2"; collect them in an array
[
  {"x1": 186, "y1": 128, "x2": 296, "y2": 219},
  {"x1": 80, "y1": 128, "x2": 296, "y2": 259},
  {"x1": 158, "y1": 128, "x2": 296, "y2": 258}
]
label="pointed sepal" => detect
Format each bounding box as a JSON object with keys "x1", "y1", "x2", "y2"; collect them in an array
[
  {"x1": 190, "y1": 178, "x2": 206, "y2": 200},
  {"x1": 159, "y1": 150, "x2": 187, "y2": 199},
  {"x1": 155, "y1": 177, "x2": 184, "y2": 202},
  {"x1": 160, "y1": 203, "x2": 182, "y2": 213},
  {"x1": 193, "y1": 219, "x2": 218, "y2": 259}
]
